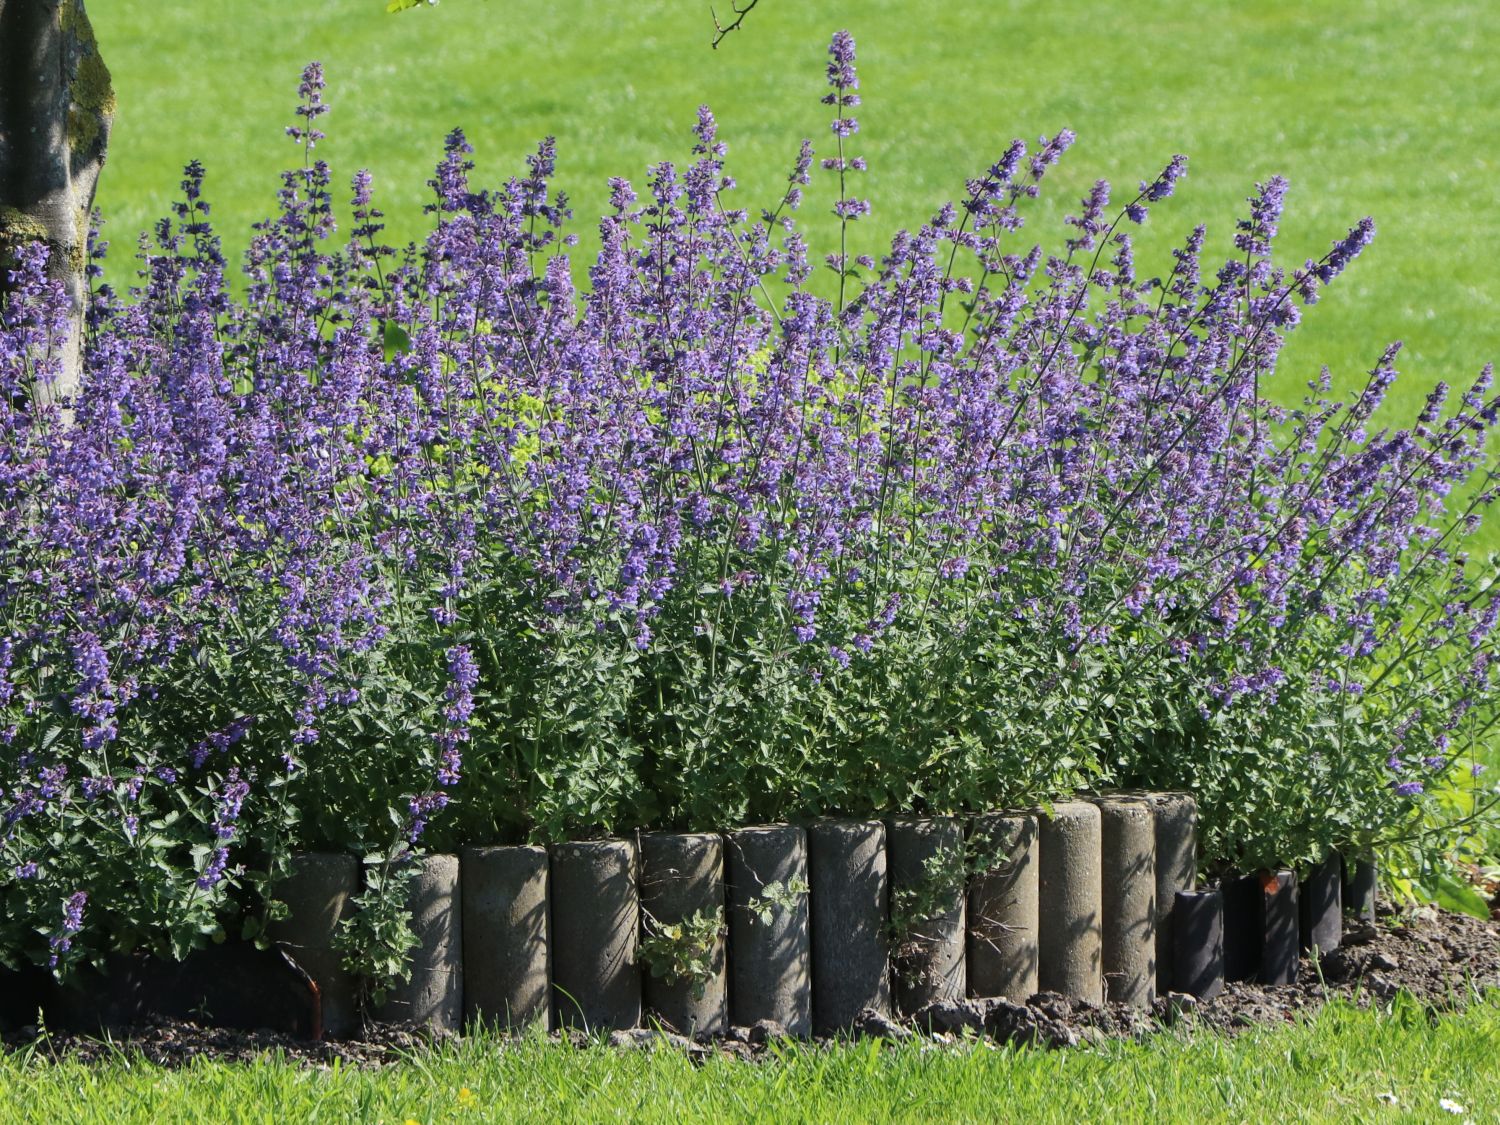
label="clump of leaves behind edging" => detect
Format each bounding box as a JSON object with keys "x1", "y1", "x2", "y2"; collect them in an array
[{"x1": 1, "y1": 33, "x2": 1496, "y2": 981}]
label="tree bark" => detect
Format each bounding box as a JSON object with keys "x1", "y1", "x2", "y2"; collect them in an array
[{"x1": 0, "y1": 0, "x2": 114, "y2": 404}]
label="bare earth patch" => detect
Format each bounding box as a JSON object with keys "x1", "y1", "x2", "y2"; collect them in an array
[{"x1": 3, "y1": 906, "x2": 1495, "y2": 1067}]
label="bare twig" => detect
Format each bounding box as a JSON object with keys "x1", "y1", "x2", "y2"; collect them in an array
[{"x1": 711, "y1": 0, "x2": 760, "y2": 49}]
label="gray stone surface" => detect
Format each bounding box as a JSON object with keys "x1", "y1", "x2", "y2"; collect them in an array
[
  {"x1": 808, "y1": 819, "x2": 890, "y2": 1033},
  {"x1": 639, "y1": 832, "x2": 728, "y2": 1038},
  {"x1": 1342, "y1": 854, "x2": 1377, "y2": 923},
  {"x1": 1172, "y1": 888, "x2": 1224, "y2": 1001},
  {"x1": 381, "y1": 853, "x2": 463, "y2": 1031},
  {"x1": 725, "y1": 825, "x2": 811, "y2": 1036},
  {"x1": 1094, "y1": 797, "x2": 1157, "y2": 1008},
  {"x1": 1300, "y1": 850, "x2": 1342, "y2": 957},
  {"x1": 549, "y1": 839, "x2": 641, "y2": 1031},
  {"x1": 966, "y1": 812, "x2": 1039, "y2": 1002},
  {"x1": 1037, "y1": 801, "x2": 1103, "y2": 1004},
  {"x1": 1143, "y1": 792, "x2": 1197, "y2": 996},
  {"x1": 1222, "y1": 874, "x2": 1262, "y2": 982},
  {"x1": 269, "y1": 852, "x2": 361, "y2": 1037},
  {"x1": 887, "y1": 817, "x2": 966, "y2": 1014},
  {"x1": 1260, "y1": 870, "x2": 1299, "y2": 986},
  {"x1": 461, "y1": 845, "x2": 551, "y2": 1031}
]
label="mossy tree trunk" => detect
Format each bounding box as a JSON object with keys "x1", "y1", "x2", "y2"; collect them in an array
[{"x1": 0, "y1": 0, "x2": 114, "y2": 405}]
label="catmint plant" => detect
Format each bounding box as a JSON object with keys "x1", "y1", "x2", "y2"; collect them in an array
[{"x1": 2, "y1": 31, "x2": 1496, "y2": 983}]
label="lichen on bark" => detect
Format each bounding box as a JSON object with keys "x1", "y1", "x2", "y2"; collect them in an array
[{"x1": 63, "y1": 0, "x2": 115, "y2": 154}]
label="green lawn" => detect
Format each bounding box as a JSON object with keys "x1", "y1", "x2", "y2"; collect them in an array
[
  {"x1": 92, "y1": 0, "x2": 1500, "y2": 428},
  {"x1": 4, "y1": 996, "x2": 1499, "y2": 1123}
]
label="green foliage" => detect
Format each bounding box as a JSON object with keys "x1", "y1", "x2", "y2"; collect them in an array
[
  {"x1": 743, "y1": 876, "x2": 808, "y2": 927},
  {"x1": 333, "y1": 857, "x2": 421, "y2": 1008},
  {"x1": 637, "y1": 907, "x2": 725, "y2": 999}
]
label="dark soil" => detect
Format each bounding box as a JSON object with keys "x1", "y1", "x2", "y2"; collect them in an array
[{"x1": 4, "y1": 905, "x2": 1496, "y2": 1068}]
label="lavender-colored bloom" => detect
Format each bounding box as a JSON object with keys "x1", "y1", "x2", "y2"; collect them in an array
[
  {"x1": 48, "y1": 891, "x2": 87, "y2": 966},
  {"x1": 1141, "y1": 154, "x2": 1188, "y2": 202}
]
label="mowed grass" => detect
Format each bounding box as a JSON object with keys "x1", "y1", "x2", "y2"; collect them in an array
[
  {"x1": 3, "y1": 996, "x2": 1499, "y2": 1123},
  {"x1": 92, "y1": 1, "x2": 1500, "y2": 423}
]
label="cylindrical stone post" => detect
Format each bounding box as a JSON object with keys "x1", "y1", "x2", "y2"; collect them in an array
[
  {"x1": 269, "y1": 852, "x2": 361, "y2": 1037},
  {"x1": 1259, "y1": 870, "x2": 1299, "y2": 986},
  {"x1": 886, "y1": 817, "x2": 966, "y2": 1014},
  {"x1": 1094, "y1": 797, "x2": 1157, "y2": 1008},
  {"x1": 1299, "y1": 851, "x2": 1341, "y2": 957},
  {"x1": 1143, "y1": 792, "x2": 1197, "y2": 996},
  {"x1": 1037, "y1": 801, "x2": 1103, "y2": 1005},
  {"x1": 1173, "y1": 889, "x2": 1224, "y2": 1001},
  {"x1": 1342, "y1": 854, "x2": 1377, "y2": 923},
  {"x1": 808, "y1": 819, "x2": 890, "y2": 1033},
  {"x1": 966, "y1": 812, "x2": 1039, "y2": 1001},
  {"x1": 638, "y1": 832, "x2": 728, "y2": 1039},
  {"x1": 462, "y1": 845, "x2": 551, "y2": 1032},
  {"x1": 725, "y1": 825, "x2": 811, "y2": 1036},
  {"x1": 1221, "y1": 874, "x2": 1261, "y2": 982},
  {"x1": 381, "y1": 853, "x2": 463, "y2": 1031},
  {"x1": 549, "y1": 838, "x2": 641, "y2": 1031}
]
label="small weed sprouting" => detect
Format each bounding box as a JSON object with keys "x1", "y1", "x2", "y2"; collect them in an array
[
  {"x1": 638, "y1": 907, "x2": 726, "y2": 1000},
  {"x1": 743, "y1": 877, "x2": 810, "y2": 928}
]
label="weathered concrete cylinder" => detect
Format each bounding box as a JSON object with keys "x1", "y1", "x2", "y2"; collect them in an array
[
  {"x1": 1259, "y1": 870, "x2": 1299, "y2": 986},
  {"x1": 1094, "y1": 797, "x2": 1157, "y2": 1008},
  {"x1": 381, "y1": 853, "x2": 463, "y2": 1031},
  {"x1": 1299, "y1": 850, "x2": 1342, "y2": 957},
  {"x1": 808, "y1": 819, "x2": 890, "y2": 1033},
  {"x1": 966, "y1": 812, "x2": 1039, "y2": 1001},
  {"x1": 269, "y1": 852, "x2": 361, "y2": 1037},
  {"x1": 1173, "y1": 888, "x2": 1224, "y2": 1001},
  {"x1": 1222, "y1": 874, "x2": 1261, "y2": 982},
  {"x1": 886, "y1": 817, "x2": 966, "y2": 1014},
  {"x1": 1342, "y1": 854, "x2": 1377, "y2": 923},
  {"x1": 725, "y1": 825, "x2": 811, "y2": 1036},
  {"x1": 461, "y1": 845, "x2": 551, "y2": 1031},
  {"x1": 638, "y1": 832, "x2": 728, "y2": 1038},
  {"x1": 1143, "y1": 792, "x2": 1197, "y2": 996},
  {"x1": 1037, "y1": 801, "x2": 1103, "y2": 1005},
  {"x1": 549, "y1": 839, "x2": 641, "y2": 1031}
]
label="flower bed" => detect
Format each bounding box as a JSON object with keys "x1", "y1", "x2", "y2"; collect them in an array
[{"x1": 1, "y1": 32, "x2": 1496, "y2": 994}]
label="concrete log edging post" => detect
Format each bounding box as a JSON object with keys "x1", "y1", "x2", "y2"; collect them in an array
[
  {"x1": 461, "y1": 845, "x2": 552, "y2": 1032},
  {"x1": 1259, "y1": 870, "x2": 1299, "y2": 986},
  {"x1": 886, "y1": 817, "x2": 966, "y2": 1014},
  {"x1": 1172, "y1": 888, "x2": 1224, "y2": 1001},
  {"x1": 549, "y1": 838, "x2": 641, "y2": 1032},
  {"x1": 808, "y1": 818, "x2": 891, "y2": 1033},
  {"x1": 966, "y1": 812, "x2": 1039, "y2": 1002},
  {"x1": 1220, "y1": 874, "x2": 1258, "y2": 982},
  {"x1": 725, "y1": 825, "x2": 811, "y2": 1036},
  {"x1": 1299, "y1": 850, "x2": 1342, "y2": 957},
  {"x1": 1141, "y1": 792, "x2": 1197, "y2": 996},
  {"x1": 1093, "y1": 797, "x2": 1157, "y2": 1009},
  {"x1": 269, "y1": 851, "x2": 361, "y2": 1038},
  {"x1": 380, "y1": 853, "x2": 463, "y2": 1032},
  {"x1": 638, "y1": 832, "x2": 728, "y2": 1039},
  {"x1": 1037, "y1": 801, "x2": 1103, "y2": 1005},
  {"x1": 1342, "y1": 853, "x2": 1377, "y2": 923}
]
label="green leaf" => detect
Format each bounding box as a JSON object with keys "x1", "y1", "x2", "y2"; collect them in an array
[
  {"x1": 1427, "y1": 873, "x2": 1491, "y2": 920},
  {"x1": 382, "y1": 320, "x2": 412, "y2": 362}
]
